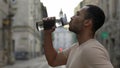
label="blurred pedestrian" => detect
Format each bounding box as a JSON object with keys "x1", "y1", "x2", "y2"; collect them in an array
[{"x1": 43, "y1": 5, "x2": 114, "y2": 68}]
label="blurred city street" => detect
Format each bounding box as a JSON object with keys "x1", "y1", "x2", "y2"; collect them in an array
[
  {"x1": 0, "y1": 0, "x2": 120, "y2": 68},
  {"x1": 2, "y1": 55, "x2": 66, "y2": 68}
]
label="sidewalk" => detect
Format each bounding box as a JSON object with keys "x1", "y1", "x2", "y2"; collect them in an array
[
  {"x1": 2, "y1": 55, "x2": 46, "y2": 68},
  {"x1": 2, "y1": 55, "x2": 66, "y2": 68},
  {"x1": 0, "y1": 51, "x2": 4, "y2": 67}
]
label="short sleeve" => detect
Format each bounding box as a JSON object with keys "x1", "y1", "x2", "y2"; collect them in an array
[
  {"x1": 61, "y1": 43, "x2": 78, "y2": 59},
  {"x1": 82, "y1": 46, "x2": 113, "y2": 68}
]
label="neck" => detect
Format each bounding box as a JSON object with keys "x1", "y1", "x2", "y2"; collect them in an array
[{"x1": 76, "y1": 30, "x2": 94, "y2": 45}]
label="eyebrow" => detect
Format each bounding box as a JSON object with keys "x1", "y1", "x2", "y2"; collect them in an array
[{"x1": 76, "y1": 11, "x2": 79, "y2": 13}]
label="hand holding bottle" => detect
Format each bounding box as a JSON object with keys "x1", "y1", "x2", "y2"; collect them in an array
[{"x1": 42, "y1": 17, "x2": 56, "y2": 30}]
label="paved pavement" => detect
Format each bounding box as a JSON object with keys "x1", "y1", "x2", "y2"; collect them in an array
[{"x1": 2, "y1": 55, "x2": 65, "y2": 68}]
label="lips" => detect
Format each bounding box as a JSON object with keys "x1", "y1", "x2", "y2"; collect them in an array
[{"x1": 69, "y1": 19, "x2": 72, "y2": 24}]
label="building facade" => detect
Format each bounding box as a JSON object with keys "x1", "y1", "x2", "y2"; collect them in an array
[
  {"x1": 0, "y1": 0, "x2": 47, "y2": 66},
  {"x1": 0, "y1": 0, "x2": 9, "y2": 66},
  {"x1": 12, "y1": 0, "x2": 47, "y2": 60},
  {"x1": 53, "y1": 27, "x2": 76, "y2": 51},
  {"x1": 96, "y1": 0, "x2": 120, "y2": 68},
  {"x1": 53, "y1": 10, "x2": 76, "y2": 52}
]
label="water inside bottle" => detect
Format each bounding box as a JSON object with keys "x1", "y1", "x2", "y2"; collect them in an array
[
  {"x1": 55, "y1": 22, "x2": 62, "y2": 27},
  {"x1": 36, "y1": 21, "x2": 44, "y2": 31},
  {"x1": 36, "y1": 17, "x2": 69, "y2": 31},
  {"x1": 63, "y1": 24, "x2": 69, "y2": 29},
  {"x1": 36, "y1": 22, "x2": 69, "y2": 31}
]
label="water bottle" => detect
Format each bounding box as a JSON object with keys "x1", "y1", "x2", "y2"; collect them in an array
[{"x1": 36, "y1": 17, "x2": 69, "y2": 31}]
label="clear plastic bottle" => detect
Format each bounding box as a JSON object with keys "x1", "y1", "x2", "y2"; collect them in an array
[{"x1": 36, "y1": 17, "x2": 69, "y2": 31}]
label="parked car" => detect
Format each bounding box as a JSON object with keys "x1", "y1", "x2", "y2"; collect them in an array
[{"x1": 15, "y1": 51, "x2": 28, "y2": 60}]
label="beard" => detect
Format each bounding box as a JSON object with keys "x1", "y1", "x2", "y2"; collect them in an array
[
  {"x1": 69, "y1": 26, "x2": 80, "y2": 34},
  {"x1": 68, "y1": 18, "x2": 85, "y2": 34},
  {"x1": 69, "y1": 23, "x2": 84, "y2": 34}
]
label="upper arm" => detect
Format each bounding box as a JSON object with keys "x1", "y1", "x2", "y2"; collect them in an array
[
  {"x1": 82, "y1": 47, "x2": 113, "y2": 68},
  {"x1": 51, "y1": 52, "x2": 67, "y2": 67},
  {"x1": 50, "y1": 43, "x2": 77, "y2": 67},
  {"x1": 51, "y1": 46, "x2": 73, "y2": 67}
]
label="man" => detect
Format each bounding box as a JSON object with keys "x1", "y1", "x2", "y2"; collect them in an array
[{"x1": 43, "y1": 5, "x2": 114, "y2": 68}]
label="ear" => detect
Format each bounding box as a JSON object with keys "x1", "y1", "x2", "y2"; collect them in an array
[{"x1": 84, "y1": 19, "x2": 92, "y2": 27}]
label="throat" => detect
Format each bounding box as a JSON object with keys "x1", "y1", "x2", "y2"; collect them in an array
[{"x1": 77, "y1": 33, "x2": 94, "y2": 45}]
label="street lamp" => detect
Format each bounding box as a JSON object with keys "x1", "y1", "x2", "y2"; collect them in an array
[
  {"x1": 7, "y1": 0, "x2": 17, "y2": 65},
  {"x1": 2, "y1": 0, "x2": 17, "y2": 65}
]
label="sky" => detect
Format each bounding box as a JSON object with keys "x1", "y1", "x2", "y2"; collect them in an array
[{"x1": 40, "y1": 0, "x2": 83, "y2": 21}]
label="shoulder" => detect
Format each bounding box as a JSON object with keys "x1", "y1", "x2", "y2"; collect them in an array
[
  {"x1": 82, "y1": 39, "x2": 110, "y2": 61},
  {"x1": 64, "y1": 42, "x2": 79, "y2": 51},
  {"x1": 81, "y1": 39, "x2": 113, "y2": 68},
  {"x1": 83, "y1": 39, "x2": 107, "y2": 52},
  {"x1": 61, "y1": 42, "x2": 79, "y2": 58}
]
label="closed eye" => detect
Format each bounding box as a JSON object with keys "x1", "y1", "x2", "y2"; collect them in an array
[{"x1": 76, "y1": 11, "x2": 80, "y2": 16}]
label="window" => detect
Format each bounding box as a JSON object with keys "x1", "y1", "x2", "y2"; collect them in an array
[
  {"x1": 3, "y1": 0, "x2": 7, "y2": 3},
  {"x1": 11, "y1": 0, "x2": 17, "y2": 4},
  {"x1": 112, "y1": 0, "x2": 118, "y2": 19}
]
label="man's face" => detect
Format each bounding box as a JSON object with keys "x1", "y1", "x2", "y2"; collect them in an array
[{"x1": 69, "y1": 6, "x2": 89, "y2": 34}]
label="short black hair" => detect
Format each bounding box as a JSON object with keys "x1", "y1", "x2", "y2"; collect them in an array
[{"x1": 85, "y1": 5, "x2": 105, "y2": 33}]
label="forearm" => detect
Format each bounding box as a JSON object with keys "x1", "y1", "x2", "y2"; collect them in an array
[{"x1": 43, "y1": 30, "x2": 58, "y2": 66}]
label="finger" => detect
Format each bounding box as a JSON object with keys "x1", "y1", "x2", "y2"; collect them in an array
[
  {"x1": 43, "y1": 17, "x2": 47, "y2": 21},
  {"x1": 52, "y1": 26, "x2": 56, "y2": 31},
  {"x1": 47, "y1": 17, "x2": 51, "y2": 20},
  {"x1": 51, "y1": 17, "x2": 56, "y2": 20},
  {"x1": 52, "y1": 26, "x2": 56, "y2": 29}
]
